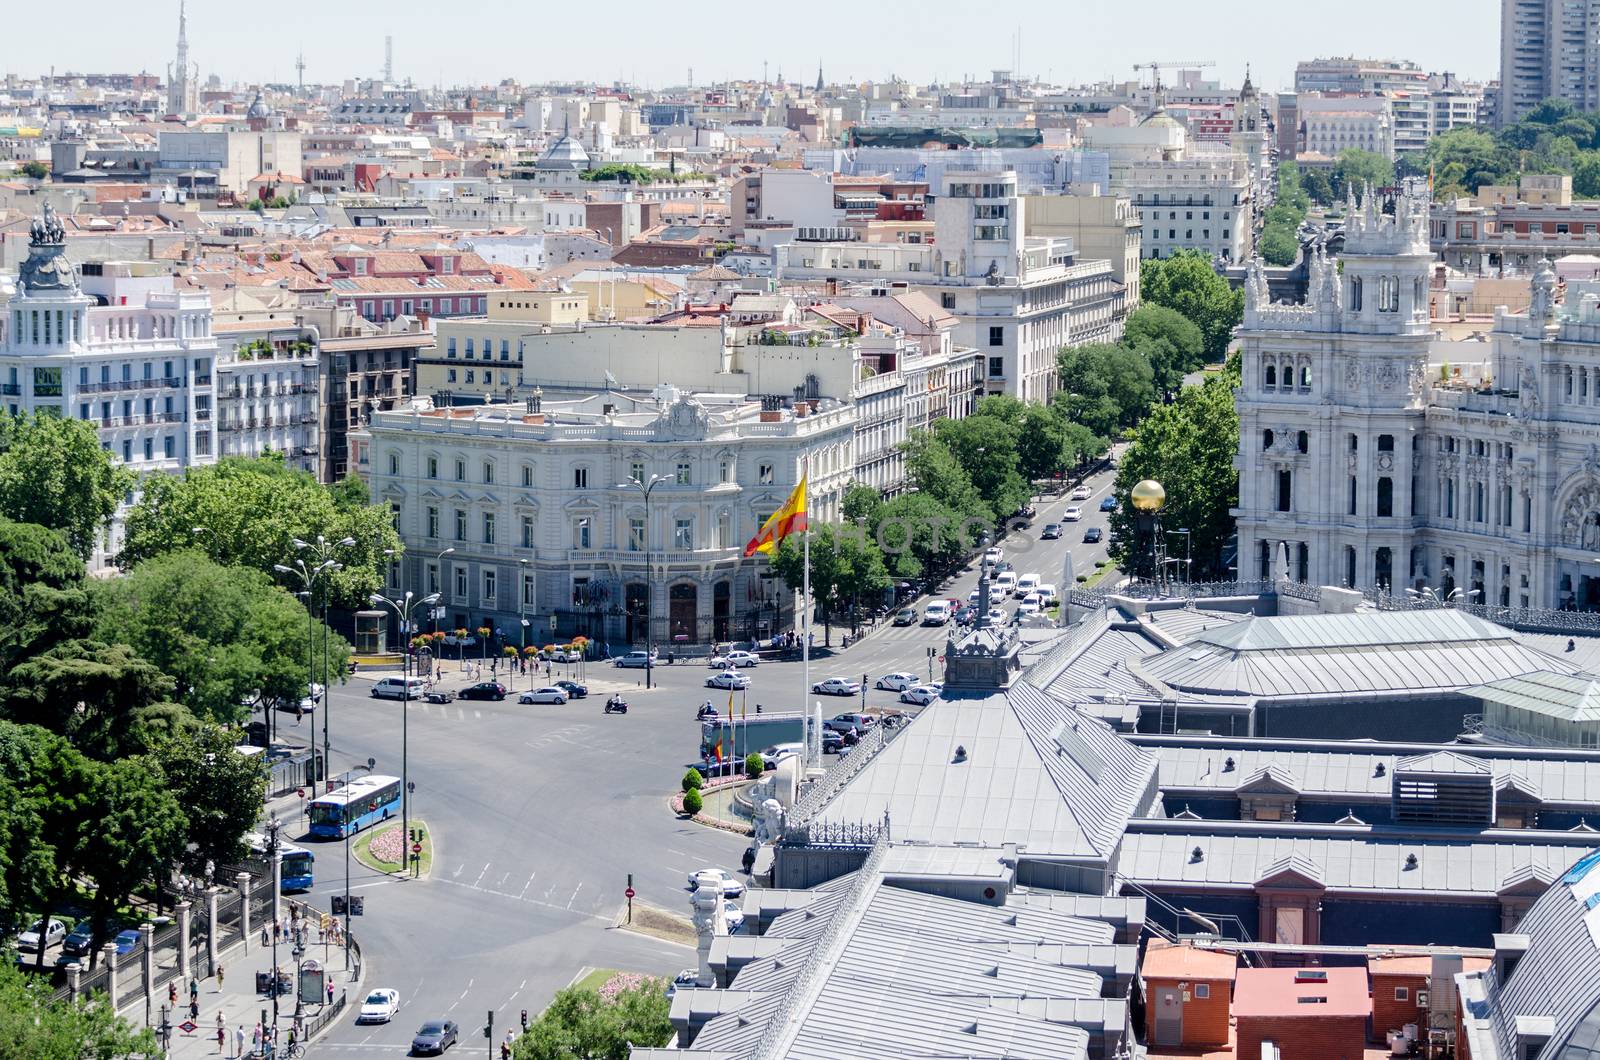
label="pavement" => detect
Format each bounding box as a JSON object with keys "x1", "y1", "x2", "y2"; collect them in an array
[
  {"x1": 151, "y1": 905, "x2": 356, "y2": 1059},
  {"x1": 251, "y1": 460, "x2": 1124, "y2": 1056}
]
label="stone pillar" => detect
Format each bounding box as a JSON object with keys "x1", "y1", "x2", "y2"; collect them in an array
[
  {"x1": 206, "y1": 887, "x2": 220, "y2": 975},
  {"x1": 140, "y1": 923, "x2": 155, "y2": 1025},
  {"x1": 176, "y1": 900, "x2": 192, "y2": 981},
  {"x1": 272, "y1": 848, "x2": 283, "y2": 931},
  {"x1": 103, "y1": 942, "x2": 120, "y2": 1008},
  {"x1": 690, "y1": 870, "x2": 728, "y2": 988},
  {"x1": 237, "y1": 872, "x2": 252, "y2": 953},
  {"x1": 65, "y1": 961, "x2": 81, "y2": 1004}
]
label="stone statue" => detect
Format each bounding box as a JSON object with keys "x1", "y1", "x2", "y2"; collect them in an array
[{"x1": 1520, "y1": 363, "x2": 1540, "y2": 410}]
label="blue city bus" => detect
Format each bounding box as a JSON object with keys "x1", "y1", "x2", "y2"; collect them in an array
[
  {"x1": 246, "y1": 834, "x2": 315, "y2": 892},
  {"x1": 306, "y1": 774, "x2": 403, "y2": 839}
]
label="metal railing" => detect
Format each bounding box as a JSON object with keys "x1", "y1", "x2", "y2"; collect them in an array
[
  {"x1": 1367, "y1": 589, "x2": 1600, "y2": 635},
  {"x1": 307, "y1": 988, "x2": 347, "y2": 1040}
]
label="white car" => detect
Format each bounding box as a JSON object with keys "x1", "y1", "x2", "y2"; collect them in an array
[
  {"x1": 761, "y1": 743, "x2": 805, "y2": 770},
  {"x1": 875, "y1": 672, "x2": 917, "y2": 691},
  {"x1": 986, "y1": 607, "x2": 1008, "y2": 625},
  {"x1": 708, "y1": 650, "x2": 760, "y2": 669},
  {"x1": 687, "y1": 869, "x2": 745, "y2": 897},
  {"x1": 722, "y1": 899, "x2": 746, "y2": 933},
  {"x1": 1070, "y1": 485, "x2": 1092, "y2": 500},
  {"x1": 994, "y1": 573, "x2": 1017, "y2": 595},
  {"x1": 547, "y1": 648, "x2": 582, "y2": 664},
  {"x1": 1017, "y1": 599, "x2": 1042, "y2": 617},
  {"x1": 900, "y1": 685, "x2": 941, "y2": 705},
  {"x1": 812, "y1": 677, "x2": 861, "y2": 696},
  {"x1": 519, "y1": 687, "x2": 569, "y2": 704},
  {"x1": 357, "y1": 988, "x2": 400, "y2": 1024},
  {"x1": 1021, "y1": 592, "x2": 1044, "y2": 609},
  {"x1": 967, "y1": 587, "x2": 981, "y2": 604},
  {"x1": 706, "y1": 670, "x2": 750, "y2": 690},
  {"x1": 16, "y1": 917, "x2": 66, "y2": 952},
  {"x1": 1064, "y1": 505, "x2": 1084, "y2": 522},
  {"x1": 982, "y1": 546, "x2": 1003, "y2": 565}
]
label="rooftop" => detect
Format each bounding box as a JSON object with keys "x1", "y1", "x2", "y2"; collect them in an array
[{"x1": 1232, "y1": 966, "x2": 1369, "y2": 1019}]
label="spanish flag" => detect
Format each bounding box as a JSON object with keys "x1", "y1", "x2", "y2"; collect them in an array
[{"x1": 743, "y1": 476, "x2": 808, "y2": 557}]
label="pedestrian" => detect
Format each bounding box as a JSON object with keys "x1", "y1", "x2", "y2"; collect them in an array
[
  {"x1": 190, "y1": 998, "x2": 199, "y2": 1021},
  {"x1": 217, "y1": 1013, "x2": 225, "y2": 1053},
  {"x1": 260, "y1": 923, "x2": 268, "y2": 948},
  {"x1": 235, "y1": 1025, "x2": 246, "y2": 1060},
  {"x1": 253, "y1": 1023, "x2": 262, "y2": 1052},
  {"x1": 217, "y1": 962, "x2": 224, "y2": 991},
  {"x1": 326, "y1": 979, "x2": 335, "y2": 1005},
  {"x1": 169, "y1": 980, "x2": 178, "y2": 1007},
  {"x1": 190, "y1": 976, "x2": 199, "y2": 1004},
  {"x1": 317, "y1": 921, "x2": 324, "y2": 944}
]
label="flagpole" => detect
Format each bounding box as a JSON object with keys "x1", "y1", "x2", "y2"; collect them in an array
[{"x1": 801, "y1": 450, "x2": 812, "y2": 771}]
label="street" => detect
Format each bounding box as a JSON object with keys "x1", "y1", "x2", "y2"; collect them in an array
[{"x1": 294, "y1": 458, "x2": 1123, "y2": 1053}]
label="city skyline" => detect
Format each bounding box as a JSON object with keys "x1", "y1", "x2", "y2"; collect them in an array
[{"x1": 8, "y1": 0, "x2": 1502, "y2": 93}]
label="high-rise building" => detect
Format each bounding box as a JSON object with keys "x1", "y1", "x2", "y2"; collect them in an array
[{"x1": 1499, "y1": 0, "x2": 1600, "y2": 125}]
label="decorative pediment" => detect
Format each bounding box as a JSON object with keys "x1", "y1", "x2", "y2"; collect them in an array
[
  {"x1": 1235, "y1": 765, "x2": 1301, "y2": 796},
  {"x1": 1493, "y1": 774, "x2": 1543, "y2": 805},
  {"x1": 1496, "y1": 863, "x2": 1555, "y2": 898},
  {"x1": 512, "y1": 493, "x2": 540, "y2": 510},
  {"x1": 1255, "y1": 854, "x2": 1324, "y2": 891},
  {"x1": 563, "y1": 495, "x2": 601, "y2": 512}
]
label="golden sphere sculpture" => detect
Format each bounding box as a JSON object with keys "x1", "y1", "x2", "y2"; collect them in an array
[{"x1": 1130, "y1": 479, "x2": 1167, "y2": 513}]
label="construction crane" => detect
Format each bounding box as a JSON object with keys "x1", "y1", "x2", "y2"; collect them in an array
[{"x1": 1132, "y1": 59, "x2": 1216, "y2": 94}]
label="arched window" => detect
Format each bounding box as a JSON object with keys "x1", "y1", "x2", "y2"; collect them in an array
[
  {"x1": 1350, "y1": 276, "x2": 1363, "y2": 311},
  {"x1": 1264, "y1": 363, "x2": 1276, "y2": 387}
]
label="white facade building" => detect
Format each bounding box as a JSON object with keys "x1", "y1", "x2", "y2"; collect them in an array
[{"x1": 355, "y1": 386, "x2": 855, "y2": 647}]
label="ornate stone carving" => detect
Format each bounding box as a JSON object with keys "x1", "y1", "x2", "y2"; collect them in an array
[
  {"x1": 1560, "y1": 482, "x2": 1600, "y2": 549},
  {"x1": 1376, "y1": 359, "x2": 1401, "y2": 390},
  {"x1": 1377, "y1": 451, "x2": 1395, "y2": 472},
  {"x1": 1519, "y1": 362, "x2": 1540, "y2": 411},
  {"x1": 1344, "y1": 359, "x2": 1361, "y2": 390}
]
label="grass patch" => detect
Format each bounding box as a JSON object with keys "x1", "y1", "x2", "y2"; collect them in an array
[
  {"x1": 353, "y1": 819, "x2": 433, "y2": 878},
  {"x1": 1082, "y1": 563, "x2": 1121, "y2": 589},
  {"x1": 573, "y1": 967, "x2": 621, "y2": 994}
]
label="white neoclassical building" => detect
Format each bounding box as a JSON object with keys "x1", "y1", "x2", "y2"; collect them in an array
[
  {"x1": 1236, "y1": 188, "x2": 1600, "y2": 614},
  {"x1": 354, "y1": 385, "x2": 855, "y2": 648}
]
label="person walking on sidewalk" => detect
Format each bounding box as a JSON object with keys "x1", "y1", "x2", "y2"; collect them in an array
[
  {"x1": 326, "y1": 979, "x2": 335, "y2": 1006},
  {"x1": 190, "y1": 976, "x2": 199, "y2": 1006},
  {"x1": 216, "y1": 1012, "x2": 225, "y2": 1053},
  {"x1": 216, "y1": 962, "x2": 224, "y2": 992},
  {"x1": 169, "y1": 980, "x2": 178, "y2": 1008},
  {"x1": 234, "y1": 1025, "x2": 245, "y2": 1059}
]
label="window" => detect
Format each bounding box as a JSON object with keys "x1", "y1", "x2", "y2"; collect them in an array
[
  {"x1": 122, "y1": 439, "x2": 132, "y2": 462},
  {"x1": 675, "y1": 462, "x2": 691, "y2": 485},
  {"x1": 388, "y1": 452, "x2": 399, "y2": 475},
  {"x1": 988, "y1": 325, "x2": 1004, "y2": 347},
  {"x1": 674, "y1": 517, "x2": 693, "y2": 549},
  {"x1": 427, "y1": 506, "x2": 439, "y2": 539},
  {"x1": 447, "y1": 338, "x2": 457, "y2": 358},
  {"x1": 427, "y1": 456, "x2": 438, "y2": 479},
  {"x1": 454, "y1": 567, "x2": 468, "y2": 599},
  {"x1": 143, "y1": 438, "x2": 153, "y2": 461},
  {"x1": 1264, "y1": 364, "x2": 1276, "y2": 387},
  {"x1": 482, "y1": 512, "x2": 496, "y2": 544},
  {"x1": 716, "y1": 510, "x2": 731, "y2": 548},
  {"x1": 758, "y1": 463, "x2": 774, "y2": 485},
  {"x1": 628, "y1": 516, "x2": 645, "y2": 551},
  {"x1": 163, "y1": 436, "x2": 175, "y2": 459},
  {"x1": 574, "y1": 467, "x2": 589, "y2": 489},
  {"x1": 454, "y1": 459, "x2": 466, "y2": 482},
  {"x1": 482, "y1": 569, "x2": 496, "y2": 604},
  {"x1": 1378, "y1": 476, "x2": 1394, "y2": 517},
  {"x1": 522, "y1": 464, "x2": 534, "y2": 488},
  {"x1": 427, "y1": 562, "x2": 440, "y2": 595},
  {"x1": 1296, "y1": 431, "x2": 1308, "y2": 454},
  {"x1": 1348, "y1": 475, "x2": 1358, "y2": 515},
  {"x1": 573, "y1": 517, "x2": 592, "y2": 549},
  {"x1": 1394, "y1": 987, "x2": 1409, "y2": 1002},
  {"x1": 719, "y1": 458, "x2": 731, "y2": 483},
  {"x1": 483, "y1": 461, "x2": 495, "y2": 484},
  {"x1": 1195, "y1": 984, "x2": 1211, "y2": 1000},
  {"x1": 1277, "y1": 469, "x2": 1293, "y2": 512},
  {"x1": 941, "y1": 293, "x2": 956, "y2": 310},
  {"x1": 1351, "y1": 276, "x2": 1363, "y2": 311},
  {"x1": 988, "y1": 356, "x2": 1004, "y2": 378},
  {"x1": 465, "y1": 370, "x2": 475, "y2": 384},
  {"x1": 630, "y1": 460, "x2": 645, "y2": 484},
  {"x1": 1262, "y1": 428, "x2": 1275, "y2": 450},
  {"x1": 454, "y1": 509, "x2": 467, "y2": 541},
  {"x1": 1378, "y1": 434, "x2": 1394, "y2": 451},
  {"x1": 520, "y1": 514, "x2": 534, "y2": 549},
  {"x1": 522, "y1": 572, "x2": 535, "y2": 606}
]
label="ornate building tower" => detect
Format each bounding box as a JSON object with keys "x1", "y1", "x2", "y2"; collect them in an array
[
  {"x1": 1233, "y1": 189, "x2": 1432, "y2": 592},
  {"x1": 166, "y1": 1, "x2": 197, "y2": 117}
]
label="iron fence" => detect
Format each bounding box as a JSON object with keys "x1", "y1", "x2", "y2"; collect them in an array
[
  {"x1": 306, "y1": 988, "x2": 347, "y2": 1040},
  {"x1": 778, "y1": 819, "x2": 887, "y2": 849},
  {"x1": 1366, "y1": 590, "x2": 1600, "y2": 635}
]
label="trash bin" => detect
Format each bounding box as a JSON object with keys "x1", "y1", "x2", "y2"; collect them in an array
[{"x1": 255, "y1": 970, "x2": 270, "y2": 994}]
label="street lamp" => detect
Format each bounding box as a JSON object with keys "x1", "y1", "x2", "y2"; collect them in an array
[
  {"x1": 369, "y1": 590, "x2": 439, "y2": 870},
  {"x1": 264, "y1": 815, "x2": 283, "y2": 1031},
  {"x1": 1172, "y1": 528, "x2": 1193, "y2": 585},
  {"x1": 275, "y1": 546, "x2": 345, "y2": 796},
  {"x1": 519, "y1": 558, "x2": 530, "y2": 690},
  {"x1": 616, "y1": 474, "x2": 666, "y2": 689},
  {"x1": 431, "y1": 547, "x2": 456, "y2": 637},
  {"x1": 335, "y1": 759, "x2": 374, "y2": 973}
]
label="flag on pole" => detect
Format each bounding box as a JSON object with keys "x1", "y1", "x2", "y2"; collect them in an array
[
  {"x1": 710, "y1": 734, "x2": 723, "y2": 763},
  {"x1": 743, "y1": 476, "x2": 808, "y2": 557}
]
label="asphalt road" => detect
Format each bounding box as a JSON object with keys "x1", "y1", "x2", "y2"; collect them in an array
[{"x1": 290, "y1": 458, "x2": 1124, "y2": 1054}]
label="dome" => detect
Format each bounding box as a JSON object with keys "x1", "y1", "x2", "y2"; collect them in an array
[
  {"x1": 1130, "y1": 480, "x2": 1166, "y2": 512},
  {"x1": 247, "y1": 91, "x2": 270, "y2": 120},
  {"x1": 536, "y1": 131, "x2": 591, "y2": 172},
  {"x1": 1139, "y1": 107, "x2": 1182, "y2": 131}
]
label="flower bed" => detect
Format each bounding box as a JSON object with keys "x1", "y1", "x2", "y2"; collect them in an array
[
  {"x1": 598, "y1": 972, "x2": 654, "y2": 1002},
  {"x1": 368, "y1": 826, "x2": 404, "y2": 865}
]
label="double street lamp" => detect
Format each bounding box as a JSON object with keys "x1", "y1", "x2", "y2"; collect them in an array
[
  {"x1": 275, "y1": 535, "x2": 355, "y2": 797},
  {"x1": 616, "y1": 474, "x2": 666, "y2": 689},
  {"x1": 368, "y1": 590, "x2": 439, "y2": 872}
]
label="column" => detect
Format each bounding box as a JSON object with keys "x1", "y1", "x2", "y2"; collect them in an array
[
  {"x1": 140, "y1": 923, "x2": 155, "y2": 1026},
  {"x1": 103, "y1": 942, "x2": 120, "y2": 1009},
  {"x1": 65, "y1": 961, "x2": 81, "y2": 1004},
  {"x1": 237, "y1": 872, "x2": 252, "y2": 953},
  {"x1": 176, "y1": 899, "x2": 192, "y2": 981},
  {"x1": 206, "y1": 887, "x2": 220, "y2": 976},
  {"x1": 272, "y1": 847, "x2": 283, "y2": 930}
]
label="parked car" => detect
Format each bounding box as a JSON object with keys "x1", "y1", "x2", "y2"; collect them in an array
[
  {"x1": 15, "y1": 918, "x2": 65, "y2": 953},
  {"x1": 1063, "y1": 505, "x2": 1084, "y2": 522},
  {"x1": 613, "y1": 650, "x2": 655, "y2": 669},
  {"x1": 982, "y1": 546, "x2": 1003, "y2": 566},
  {"x1": 1070, "y1": 484, "x2": 1092, "y2": 500},
  {"x1": 825, "y1": 712, "x2": 876, "y2": 734},
  {"x1": 110, "y1": 928, "x2": 141, "y2": 956},
  {"x1": 821, "y1": 730, "x2": 846, "y2": 753},
  {"x1": 409, "y1": 1019, "x2": 459, "y2": 1055},
  {"x1": 892, "y1": 607, "x2": 917, "y2": 627},
  {"x1": 1083, "y1": 527, "x2": 1103, "y2": 544},
  {"x1": 553, "y1": 680, "x2": 588, "y2": 699},
  {"x1": 1040, "y1": 523, "x2": 1063, "y2": 540},
  {"x1": 1099, "y1": 495, "x2": 1119, "y2": 512},
  {"x1": 62, "y1": 919, "x2": 117, "y2": 958},
  {"x1": 722, "y1": 899, "x2": 746, "y2": 933},
  {"x1": 900, "y1": 685, "x2": 941, "y2": 705},
  {"x1": 518, "y1": 687, "x2": 568, "y2": 705},
  {"x1": 1014, "y1": 573, "x2": 1040, "y2": 598},
  {"x1": 760, "y1": 743, "x2": 804, "y2": 770},
  {"x1": 1017, "y1": 598, "x2": 1042, "y2": 617},
  {"x1": 1036, "y1": 584, "x2": 1058, "y2": 604},
  {"x1": 458, "y1": 682, "x2": 506, "y2": 702},
  {"x1": 687, "y1": 869, "x2": 745, "y2": 897},
  {"x1": 371, "y1": 675, "x2": 428, "y2": 699},
  {"x1": 708, "y1": 650, "x2": 760, "y2": 669},
  {"x1": 994, "y1": 572, "x2": 1017, "y2": 595},
  {"x1": 812, "y1": 677, "x2": 862, "y2": 696},
  {"x1": 664, "y1": 969, "x2": 699, "y2": 999},
  {"x1": 357, "y1": 987, "x2": 400, "y2": 1024},
  {"x1": 986, "y1": 607, "x2": 1008, "y2": 625},
  {"x1": 706, "y1": 670, "x2": 750, "y2": 691},
  {"x1": 546, "y1": 648, "x2": 582, "y2": 664},
  {"x1": 967, "y1": 587, "x2": 982, "y2": 603},
  {"x1": 422, "y1": 688, "x2": 455, "y2": 704},
  {"x1": 954, "y1": 604, "x2": 977, "y2": 626},
  {"x1": 875, "y1": 672, "x2": 917, "y2": 691}
]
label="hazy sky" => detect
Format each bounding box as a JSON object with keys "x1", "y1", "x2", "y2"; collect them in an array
[{"x1": 3, "y1": 0, "x2": 1503, "y2": 94}]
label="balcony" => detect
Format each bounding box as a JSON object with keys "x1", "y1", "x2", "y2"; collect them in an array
[
  {"x1": 194, "y1": 375, "x2": 212, "y2": 387},
  {"x1": 0, "y1": 383, "x2": 19, "y2": 396}
]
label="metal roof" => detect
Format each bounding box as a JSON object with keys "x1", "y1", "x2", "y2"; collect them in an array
[
  {"x1": 1191, "y1": 609, "x2": 1519, "y2": 651},
  {"x1": 1464, "y1": 671, "x2": 1600, "y2": 722},
  {"x1": 1488, "y1": 852, "x2": 1600, "y2": 1059}
]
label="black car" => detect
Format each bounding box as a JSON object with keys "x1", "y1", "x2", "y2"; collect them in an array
[
  {"x1": 554, "y1": 680, "x2": 588, "y2": 699},
  {"x1": 410, "y1": 1019, "x2": 459, "y2": 1055},
  {"x1": 822, "y1": 730, "x2": 845, "y2": 753},
  {"x1": 1083, "y1": 527, "x2": 1103, "y2": 544},
  {"x1": 457, "y1": 682, "x2": 506, "y2": 702}
]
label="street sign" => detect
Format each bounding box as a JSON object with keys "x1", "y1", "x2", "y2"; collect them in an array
[
  {"x1": 549, "y1": 615, "x2": 558, "y2": 630},
  {"x1": 412, "y1": 842, "x2": 422, "y2": 854},
  {"x1": 178, "y1": 1020, "x2": 197, "y2": 1035},
  {"x1": 350, "y1": 895, "x2": 365, "y2": 916},
  {"x1": 296, "y1": 788, "x2": 304, "y2": 798},
  {"x1": 624, "y1": 886, "x2": 635, "y2": 899},
  {"x1": 331, "y1": 896, "x2": 346, "y2": 915}
]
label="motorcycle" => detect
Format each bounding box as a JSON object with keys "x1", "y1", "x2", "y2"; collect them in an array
[
  {"x1": 696, "y1": 702, "x2": 718, "y2": 721},
  {"x1": 604, "y1": 697, "x2": 628, "y2": 715}
]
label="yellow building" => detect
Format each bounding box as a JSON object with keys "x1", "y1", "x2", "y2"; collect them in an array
[{"x1": 416, "y1": 291, "x2": 591, "y2": 402}]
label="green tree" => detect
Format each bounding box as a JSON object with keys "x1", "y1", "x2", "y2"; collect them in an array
[
  {"x1": 1139, "y1": 250, "x2": 1245, "y2": 364},
  {"x1": 78, "y1": 757, "x2": 185, "y2": 968},
  {"x1": 680, "y1": 787, "x2": 702, "y2": 816},
  {"x1": 94, "y1": 551, "x2": 349, "y2": 725},
  {"x1": 902, "y1": 434, "x2": 988, "y2": 523},
  {"x1": 1259, "y1": 225, "x2": 1299, "y2": 267},
  {"x1": 2, "y1": 640, "x2": 189, "y2": 761},
  {"x1": 0, "y1": 518, "x2": 96, "y2": 690},
  {"x1": 681, "y1": 768, "x2": 703, "y2": 792},
  {"x1": 153, "y1": 724, "x2": 268, "y2": 879},
  {"x1": 16, "y1": 161, "x2": 48, "y2": 180},
  {"x1": 1123, "y1": 304, "x2": 1207, "y2": 399},
  {"x1": 0, "y1": 413, "x2": 134, "y2": 560},
  {"x1": 933, "y1": 411, "x2": 1030, "y2": 519},
  {"x1": 744, "y1": 752, "x2": 765, "y2": 778},
  {"x1": 1015, "y1": 404, "x2": 1073, "y2": 482},
  {"x1": 769, "y1": 523, "x2": 890, "y2": 638},
  {"x1": 0, "y1": 951, "x2": 158, "y2": 1056},
  {"x1": 118, "y1": 454, "x2": 402, "y2": 608},
  {"x1": 840, "y1": 482, "x2": 884, "y2": 527},
  {"x1": 1109, "y1": 370, "x2": 1241, "y2": 579},
  {"x1": 1054, "y1": 343, "x2": 1155, "y2": 437},
  {"x1": 514, "y1": 980, "x2": 671, "y2": 1059},
  {"x1": 875, "y1": 492, "x2": 982, "y2": 582},
  {"x1": 1301, "y1": 166, "x2": 1334, "y2": 204},
  {"x1": 1331, "y1": 148, "x2": 1396, "y2": 198}
]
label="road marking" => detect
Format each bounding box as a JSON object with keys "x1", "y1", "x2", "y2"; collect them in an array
[
  {"x1": 566, "y1": 882, "x2": 584, "y2": 909},
  {"x1": 431, "y1": 876, "x2": 611, "y2": 922},
  {"x1": 472, "y1": 863, "x2": 490, "y2": 888},
  {"x1": 344, "y1": 879, "x2": 398, "y2": 892},
  {"x1": 456, "y1": 707, "x2": 465, "y2": 721},
  {"x1": 452, "y1": 864, "x2": 464, "y2": 879},
  {"x1": 517, "y1": 873, "x2": 536, "y2": 899},
  {"x1": 458, "y1": 987, "x2": 469, "y2": 1000},
  {"x1": 498, "y1": 871, "x2": 511, "y2": 887},
  {"x1": 474, "y1": 710, "x2": 482, "y2": 719},
  {"x1": 518, "y1": 979, "x2": 527, "y2": 990}
]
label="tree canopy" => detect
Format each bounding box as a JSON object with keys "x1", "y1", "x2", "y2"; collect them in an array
[
  {"x1": 770, "y1": 522, "x2": 891, "y2": 635},
  {"x1": 1054, "y1": 343, "x2": 1155, "y2": 437},
  {"x1": 0, "y1": 949, "x2": 157, "y2": 1056},
  {"x1": 1139, "y1": 250, "x2": 1244, "y2": 363},
  {"x1": 0, "y1": 413, "x2": 134, "y2": 561},
  {"x1": 514, "y1": 979, "x2": 671, "y2": 1059},
  {"x1": 119, "y1": 454, "x2": 402, "y2": 608}
]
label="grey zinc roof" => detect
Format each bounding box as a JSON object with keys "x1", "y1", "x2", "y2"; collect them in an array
[
  {"x1": 1117, "y1": 830, "x2": 1599, "y2": 896},
  {"x1": 1191, "y1": 609, "x2": 1519, "y2": 651},
  {"x1": 1489, "y1": 851, "x2": 1600, "y2": 1059},
  {"x1": 1464, "y1": 671, "x2": 1600, "y2": 722},
  {"x1": 1396, "y1": 750, "x2": 1492, "y2": 776}
]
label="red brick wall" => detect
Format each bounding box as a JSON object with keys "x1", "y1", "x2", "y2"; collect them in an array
[
  {"x1": 1371, "y1": 973, "x2": 1427, "y2": 1041},
  {"x1": 1144, "y1": 978, "x2": 1232, "y2": 1047},
  {"x1": 1237, "y1": 1015, "x2": 1367, "y2": 1060}
]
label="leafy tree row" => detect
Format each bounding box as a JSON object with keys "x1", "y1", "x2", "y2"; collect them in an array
[
  {"x1": 1139, "y1": 250, "x2": 1245, "y2": 366},
  {"x1": 0, "y1": 953, "x2": 156, "y2": 1055},
  {"x1": 513, "y1": 977, "x2": 670, "y2": 1059},
  {"x1": 1259, "y1": 162, "x2": 1311, "y2": 267},
  {"x1": 1390, "y1": 98, "x2": 1600, "y2": 199}
]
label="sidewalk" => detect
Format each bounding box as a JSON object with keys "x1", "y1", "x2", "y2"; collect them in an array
[{"x1": 154, "y1": 912, "x2": 358, "y2": 1059}]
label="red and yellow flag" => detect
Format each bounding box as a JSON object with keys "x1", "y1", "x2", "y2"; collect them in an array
[{"x1": 743, "y1": 476, "x2": 808, "y2": 557}]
